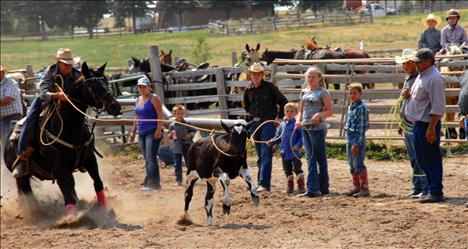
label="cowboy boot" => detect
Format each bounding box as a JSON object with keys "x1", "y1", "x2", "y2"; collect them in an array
[
  {"x1": 354, "y1": 169, "x2": 370, "y2": 197},
  {"x1": 296, "y1": 173, "x2": 306, "y2": 194},
  {"x1": 286, "y1": 175, "x2": 294, "y2": 194},
  {"x1": 12, "y1": 147, "x2": 34, "y2": 179},
  {"x1": 346, "y1": 172, "x2": 360, "y2": 196}
]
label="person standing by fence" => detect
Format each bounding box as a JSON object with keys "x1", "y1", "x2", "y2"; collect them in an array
[
  {"x1": 395, "y1": 49, "x2": 428, "y2": 198},
  {"x1": 296, "y1": 66, "x2": 333, "y2": 198},
  {"x1": 267, "y1": 103, "x2": 305, "y2": 194},
  {"x1": 403, "y1": 48, "x2": 446, "y2": 203},
  {"x1": 129, "y1": 76, "x2": 163, "y2": 191},
  {"x1": 0, "y1": 65, "x2": 23, "y2": 161},
  {"x1": 168, "y1": 105, "x2": 195, "y2": 186},
  {"x1": 344, "y1": 83, "x2": 370, "y2": 197},
  {"x1": 244, "y1": 62, "x2": 288, "y2": 193}
]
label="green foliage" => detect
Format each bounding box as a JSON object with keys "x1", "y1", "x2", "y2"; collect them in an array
[{"x1": 191, "y1": 37, "x2": 212, "y2": 65}]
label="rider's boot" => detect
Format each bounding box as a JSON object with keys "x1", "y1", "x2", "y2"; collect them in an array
[{"x1": 12, "y1": 147, "x2": 34, "y2": 179}]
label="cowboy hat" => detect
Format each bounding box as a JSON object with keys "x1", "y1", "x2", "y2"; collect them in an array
[
  {"x1": 395, "y1": 48, "x2": 417, "y2": 64},
  {"x1": 56, "y1": 48, "x2": 75, "y2": 65},
  {"x1": 445, "y1": 9, "x2": 460, "y2": 20},
  {"x1": 421, "y1": 13, "x2": 441, "y2": 27},
  {"x1": 248, "y1": 62, "x2": 264, "y2": 73}
]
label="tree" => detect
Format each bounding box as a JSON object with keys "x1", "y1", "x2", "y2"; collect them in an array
[
  {"x1": 110, "y1": 0, "x2": 150, "y2": 34},
  {"x1": 200, "y1": 1, "x2": 246, "y2": 19},
  {"x1": 157, "y1": 1, "x2": 203, "y2": 28},
  {"x1": 71, "y1": 1, "x2": 109, "y2": 39}
]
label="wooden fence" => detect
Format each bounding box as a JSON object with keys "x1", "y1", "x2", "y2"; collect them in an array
[
  {"x1": 18, "y1": 46, "x2": 468, "y2": 144},
  {"x1": 209, "y1": 12, "x2": 372, "y2": 35}
]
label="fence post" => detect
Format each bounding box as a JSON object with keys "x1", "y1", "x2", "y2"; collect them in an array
[
  {"x1": 148, "y1": 45, "x2": 165, "y2": 101},
  {"x1": 271, "y1": 16, "x2": 277, "y2": 31},
  {"x1": 231, "y1": 52, "x2": 238, "y2": 66},
  {"x1": 271, "y1": 63, "x2": 278, "y2": 85},
  {"x1": 215, "y1": 68, "x2": 229, "y2": 119},
  {"x1": 25, "y1": 64, "x2": 34, "y2": 92}
]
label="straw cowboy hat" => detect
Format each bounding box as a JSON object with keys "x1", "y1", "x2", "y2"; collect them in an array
[
  {"x1": 248, "y1": 62, "x2": 264, "y2": 73},
  {"x1": 421, "y1": 13, "x2": 441, "y2": 27},
  {"x1": 395, "y1": 48, "x2": 417, "y2": 64},
  {"x1": 53, "y1": 48, "x2": 76, "y2": 65}
]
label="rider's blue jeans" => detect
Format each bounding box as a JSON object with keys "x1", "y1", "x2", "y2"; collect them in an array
[{"x1": 17, "y1": 97, "x2": 43, "y2": 154}]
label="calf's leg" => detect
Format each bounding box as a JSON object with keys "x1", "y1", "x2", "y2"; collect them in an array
[
  {"x1": 219, "y1": 173, "x2": 231, "y2": 214},
  {"x1": 239, "y1": 167, "x2": 259, "y2": 205},
  {"x1": 184, "y1": 170, "x2": 199, "y2": 216},
  {"x1": 205, "y1": 178, "x2": 217, "y2": 226}
]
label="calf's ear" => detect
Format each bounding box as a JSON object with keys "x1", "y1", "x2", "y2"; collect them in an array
[{"x1": 221, "y1": 120, "x2": 231, "y2": 133}]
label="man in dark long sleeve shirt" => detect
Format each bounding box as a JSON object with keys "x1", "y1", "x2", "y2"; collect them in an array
[
  {"x1": 243, "y1": 62, "x2": 288, "y2": 192},
  {"x1": 12, "y1": 48, "x2": 80, "y2": 178}
]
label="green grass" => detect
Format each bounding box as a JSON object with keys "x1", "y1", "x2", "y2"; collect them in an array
[{"x1": 1, "y1": 9, "x2": 467, "y2": 70}]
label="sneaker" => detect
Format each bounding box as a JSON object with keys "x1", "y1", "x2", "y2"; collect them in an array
[
  {"x1": 407, "y1": 190, "x2": 422, "y2": 198},
  {"x1": 419, "y1": 194, "x2": 445, "y2": 203},
  {"x1": 257, "y1": 186, "x2": 269, "y2": 193},
  {"x1": 140, "y1": 186, "x2": 153, "y2": 192},
  {"x1": 299, "y1": 191, "x2": 322, "y2": 198}
]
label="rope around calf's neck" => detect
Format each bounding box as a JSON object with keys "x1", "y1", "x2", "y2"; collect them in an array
[{"x1": 52, "y1": 84, "x2": 286, "y2": 156}]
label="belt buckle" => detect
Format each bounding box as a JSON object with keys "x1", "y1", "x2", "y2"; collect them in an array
[
  {"x1": 304, "y1": 124, "x2": 313, "y2": 129},
  {"x1": 253, "y1": 117, "x2": 260, "y2": 122}
]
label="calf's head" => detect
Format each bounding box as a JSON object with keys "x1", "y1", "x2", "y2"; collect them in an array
[{"x1": 221, "y1": 120, "x2": 249, "y2": 156}]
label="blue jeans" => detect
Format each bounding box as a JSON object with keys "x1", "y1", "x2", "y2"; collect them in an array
[
  {"x1": 250, "y1": 120, "x2": 275, "y2": 191},
  {"x1": 346, "y1": 138, "x2": 366, "y2": 174},
  {"x1": 158, "y1": 146, "x2": 175, "y2": 165},
  {"x1": 302, "y1": 128, "x2": 329, "y2": 193},
  {"x1": 174, "y1": 143, "x2": 190, "y2": 182},
  {"x1": 413, "y1": 121, "x2": 443, "y2": 197},
  {"x1": 18, "y1": 97, "x2": 43, "y2": 153},
  {"x1": 1, "y1": 113, "x2": 22, "y2": 161},
  {"x1": 465, "y1": 118, "x2": 468, "y2": 141},
  {"x1": 403, "y1": 131, "x2": 428, "y2": 192},
  {"x1": 138, "y1": 128, "x2": 162, "y2": 188}
]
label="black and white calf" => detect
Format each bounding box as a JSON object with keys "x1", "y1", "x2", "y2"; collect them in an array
[{"x1": 184, "y1": 120, "x2": 259, "y2": 226}]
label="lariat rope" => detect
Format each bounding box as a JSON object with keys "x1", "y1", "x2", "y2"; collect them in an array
[{"x1": 51, "y1": 82, "x2": 285, "y2": 157}]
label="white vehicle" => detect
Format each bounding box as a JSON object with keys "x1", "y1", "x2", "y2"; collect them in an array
[{"x1": 360, "y1": 3, "x2": 395, "y2": 17}]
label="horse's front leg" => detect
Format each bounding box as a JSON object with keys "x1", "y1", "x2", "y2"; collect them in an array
[
  {"x1": 205, "y1": 178, "x2": 217, "y2": 226},
  {"x1": 239, "y1": 166, "x2": 259, "y2": 205},
  {"x1": 219, "y1": 173, "x2": 231, "y2": 215},
  {"x1": 84, "y1": 155, "x2": 107, "y2": 208},
  {"x1": 56, "y1": 172, "x2": 78, "y2": 212}
]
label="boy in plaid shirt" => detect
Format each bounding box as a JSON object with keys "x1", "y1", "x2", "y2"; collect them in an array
[{"x1": 344, "y1": 83, "x2": 370, "y2": 197}]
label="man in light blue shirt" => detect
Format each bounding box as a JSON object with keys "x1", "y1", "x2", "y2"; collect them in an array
[{"x1": 403, "y1": 48, "x2": 446, "y2": 203}]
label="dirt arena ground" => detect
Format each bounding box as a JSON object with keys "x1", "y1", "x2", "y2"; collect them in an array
[{"x1": 1, "y1": 154, "x2": 467, "y2": 249}]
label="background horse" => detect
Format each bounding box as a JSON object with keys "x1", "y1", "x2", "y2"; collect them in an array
[
  {"x1": 297, "y1": 36, "x2": 373, "y2": 90},
  {"x1": 260, "y1": 48, "x2": 297, "y2": 65},
  {"x1": 4, "y1": 62, "x2": 121, "y2": 211},
  {"x1": 440, "y1": 43, "x2": 466, "y2": 139}
]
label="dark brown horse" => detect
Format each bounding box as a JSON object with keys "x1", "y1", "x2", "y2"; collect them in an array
[
  {"x1": 296, "y1": 36, "x2": 374, "y2": 90},
  {"x1": 260, "y1": 48, "x2": 297, "y2": 65}
]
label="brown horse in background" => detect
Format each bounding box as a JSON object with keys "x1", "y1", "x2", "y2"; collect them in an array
[
  {"x1": 298, "y1": 36, "x2": 373, "y2": 90},
  {"x1": 160, "y1": 49, "x2": 172, "y2": 65}
]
